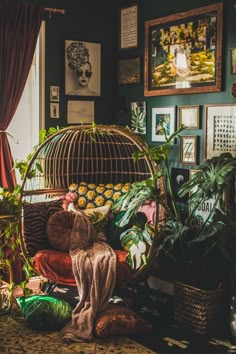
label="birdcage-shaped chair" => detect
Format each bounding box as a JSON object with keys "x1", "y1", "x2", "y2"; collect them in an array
[{"x1": 19, "y1": 124, "x2": 166, "y2": 289}]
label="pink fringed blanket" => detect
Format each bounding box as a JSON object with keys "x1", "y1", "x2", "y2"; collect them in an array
[{"x1": 60, "y1": 211, "x2": 117, "y2": 342}]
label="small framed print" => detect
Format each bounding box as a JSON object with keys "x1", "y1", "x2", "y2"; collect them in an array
[
  {"x1": 120, "y1": 4, "x2": 138, "y2": 50},
  {"x1": 50, "y1": 86, "x2": 59, "y2": 101},
  {"x1": 178, "y1": 105, "x2": 200, "y2": 129},
  {"x1": 151, "y1": 106, "x2": 175, "y2": 142},
  {"x1": 204, "y1": 104, "x2": 236, "y2": 159},
  {"x1": 67, "y1": 100, "x2": 94, "y2": 124},
  {"x1": 118, "y1": 57, "x2": 141, "y2": 85},
  {"x1": 231, "y1": 48, "x2": 236, "y2": 74},
  {"x1": 50, "y1": 102, "x2": 59, "y2": 118},
  {"x1": 171, "y1": 167, "x2": 190, "y2": 202},
  {"x1": 180, "y1": 135, "x2": 197, "y2": 165}
]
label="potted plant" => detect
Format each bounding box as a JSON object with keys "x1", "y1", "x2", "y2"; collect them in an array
[
  {"x1": 112, "y1": 124, "x2": 236, "y2": 335},
  {"x1": 0, "y1": 127, "x2": 59, "y2": 311}
]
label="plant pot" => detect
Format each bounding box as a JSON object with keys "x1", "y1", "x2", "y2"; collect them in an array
[
  {"x1": 0, "y1": 281, "x2": 11, "y2": 315},
  {"x1": 173, "y1": 281, "x2": 226, "y2": 336}
]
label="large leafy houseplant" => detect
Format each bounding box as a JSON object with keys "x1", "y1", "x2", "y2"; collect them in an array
[
  {"x1": 112, "y1": 125, "x2": 236, "y2": 291},
  {"x1": 0, "y1": 127, "x2": 59, "y2": 303}
]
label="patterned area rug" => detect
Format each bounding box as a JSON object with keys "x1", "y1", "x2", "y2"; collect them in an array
[{"x1": 0, "y1": 315, "x2": 157, "y2": 354}]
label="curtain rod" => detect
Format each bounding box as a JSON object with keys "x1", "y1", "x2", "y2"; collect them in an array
[{"x1": 45, "y1": 7, "x2": 65, "y2": 15}]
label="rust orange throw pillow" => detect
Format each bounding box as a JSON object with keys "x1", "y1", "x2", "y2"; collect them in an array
[
  {"x1": 47, "y1": 210, "x2": 75, "y2": 252},
  {"x1": 95, "y1": 304, "x2": 152, "y2": 337}
]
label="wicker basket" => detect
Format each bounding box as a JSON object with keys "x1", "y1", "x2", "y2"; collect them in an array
[{"x1": 173, "y1": 281, "x2": 226, "y2": 335}]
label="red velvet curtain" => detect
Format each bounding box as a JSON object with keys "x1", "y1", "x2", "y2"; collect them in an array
[{"x1": 0, "y1": 0, "x2": 45, "y2": 190}]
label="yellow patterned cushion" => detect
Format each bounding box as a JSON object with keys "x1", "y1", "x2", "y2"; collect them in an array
[{"x1": 68, "y1": 182, "x2": 132, "y2": 210}]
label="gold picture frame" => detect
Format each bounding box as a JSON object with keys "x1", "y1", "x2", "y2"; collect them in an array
[
  {"x1": 178, "y1": 105, "x2": 200, "y2": 129},
  {"x1": 144, "y1": 2, "x2": 223, "y2": 97},
  {"x1": 180, "y1": 135, "x2": 197, "y2": 165}
]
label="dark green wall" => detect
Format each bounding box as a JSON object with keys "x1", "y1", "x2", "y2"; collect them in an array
[
  {"x1": 37, "y1": 0, "x2": 235, "y2": 169},
  {"x1": 117, "y1": 0, "x2": 236, "y2": 164}
]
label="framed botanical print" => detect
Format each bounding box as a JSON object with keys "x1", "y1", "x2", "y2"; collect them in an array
[
  {"x1": 151, "y1": 106, "x2": 175, "y2": 142},
  {"x1": 180, "y1": 135, "x2": 198, "y2": 165}
]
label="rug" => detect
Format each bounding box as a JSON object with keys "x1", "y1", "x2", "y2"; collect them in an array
[{"x1": 0, "y1": 315, "x2": 157, "y2": 354}]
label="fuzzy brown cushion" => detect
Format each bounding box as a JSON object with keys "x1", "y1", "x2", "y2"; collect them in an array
[
  {"x1": 95, "y1": 304, "x2": 152, "y2": 337},
  {"x1": 47, "y1": 210, "x2": 76, "y2": 252}
]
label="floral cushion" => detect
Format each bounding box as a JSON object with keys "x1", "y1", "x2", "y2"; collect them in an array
[{"x1": 65, "y1": 182, "x2": 132, "y2": 210}]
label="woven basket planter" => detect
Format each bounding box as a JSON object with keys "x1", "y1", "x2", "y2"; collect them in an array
[{"x1": 173, "y1": 281, "x2": 226, "y2": 336}]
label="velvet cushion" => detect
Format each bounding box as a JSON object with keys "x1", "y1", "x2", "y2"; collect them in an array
[
  {"x1": 47, "y1": 210, "x2": 75, "y2": 252},
  {"x1": 95, "y1": 304, "x2": 152, "y2": 337},
  {"x1": 33, "y1": 249, "x2": 134, "y2": 287}
]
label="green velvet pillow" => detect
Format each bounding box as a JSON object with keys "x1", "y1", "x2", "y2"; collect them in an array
[{"x1": 16, "y1": 295, "x2": 72, "y2": 331}]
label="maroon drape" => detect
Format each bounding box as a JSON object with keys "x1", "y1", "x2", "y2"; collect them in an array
[{"x1": 0, "y1": 0, "x2": 45, "y2": 190}]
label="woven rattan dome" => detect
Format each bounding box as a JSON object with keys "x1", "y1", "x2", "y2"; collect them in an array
[
  {"x1": 20, "y1": 125, "x2": 160, "y2": 201},
  {"x1": 19, "y1": 124, "x2": 166, "y2": 284}
]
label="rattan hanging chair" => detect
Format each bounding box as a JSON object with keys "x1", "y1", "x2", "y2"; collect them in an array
[{"x1": 19, "y1": 124, "x2": 166, "y2": 287}]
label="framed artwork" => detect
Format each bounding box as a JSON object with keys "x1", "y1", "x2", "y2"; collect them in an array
[
  {"x1": 231, "y1": 48, "x2": 236, "y2": 74},
  {"x1": 67, "y1": 100, "x2": 94, "y2": 124},
  {"x1": 189, "y1": 169, "x2": 219, "y2": 224},
  {"x1": 50, "y1": 103, "x2": 59, "y2": 118},
  {"x1": 131, "y1": 101, "x2": 146, "y2": 134},
  {"x1": 120, "y1": 4, "x2": 138, "y2": 50},
  {"x1": 204, "y1": 104, "x2": 236, "y2": 159},
  {"x1": 65, "y1": 40, "x2": 101, "y2": 96},
  {"x1": 118, "y1": 57, "x2": 141, "y2": 85},
  {"x1": 178, "y1": 105, "x2": 200, "y2": 129},
  {"x1": 151, "y1": 106, "x2": 175, "y2": 142},
  {"x1": 50, "y1": 86, "x2": 59, "y2": 101},
  {"x1": 180, "y1": 135, "x2": 197, "y2": 165},
  {"x1": 171, "y1": 167, "x2": 190, "y2": 202},
  {"x1": 144, "y1": 2, "x2": 223, "y2": 97}
]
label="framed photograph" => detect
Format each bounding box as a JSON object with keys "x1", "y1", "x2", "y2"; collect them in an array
[
  {"x1": 50, "y1": 103, "x2": 59, "y2": 118},
  {"x1": 118, "y1": 57, "x2": 141, "y2": 85},
  {"x1": 65, "y1": 40, "x2": 101, "y2": 96},
  {"x1": 178, "y1": 105, "x2": 200, "y2": 129},
  {"x1": 120, "y1": 4, "x2": 138, "y2": 50},
  {"x1": 180, "y1": 135, "x2": 197, "y2": 165},
  {"x1": 144, "y1": 2, "x2": 223, "y2": 97},
  {"x1": 131, "y1": 101, "x2": 146, "y2": 134},
  {"x1": 50, "y1": 86, "x2": 59, "y2": 101},
  {"x1": 67, "y1": 100, "x2": 94, "y2": 124},
  {"x1": 231, "y1": 48, "x2": 236, "y2": 74},
  {"x1": 205, "y1": 104, "x2": 236, "y2": 159},
  {"x1": 171, "y1": 167, "x2": 190, "y2": 202},
  {"x1": 189, "y1": 169, "x2": 219, "y2": 224},
  {"x1": 151, "y1": 106, "x2": 175, "y2": 142}
]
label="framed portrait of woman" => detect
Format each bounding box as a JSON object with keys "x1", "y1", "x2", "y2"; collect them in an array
[{"x1": 65, "y1": 40, "x2": 101, "y2": 97}]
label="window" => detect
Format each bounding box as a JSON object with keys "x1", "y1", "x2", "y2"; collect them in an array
[{"x1": 8, "y1": 22, "x2": 45, "y2": 182}]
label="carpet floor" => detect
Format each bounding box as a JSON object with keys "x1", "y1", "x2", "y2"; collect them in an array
[{"x1": 0, "y1": 314, "x2": 157, "y2": 354}]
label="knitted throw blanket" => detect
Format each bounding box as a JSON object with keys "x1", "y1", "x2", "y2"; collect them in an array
[{"x1": 61, "y1": 211, "x2": 117, "y2": 342}]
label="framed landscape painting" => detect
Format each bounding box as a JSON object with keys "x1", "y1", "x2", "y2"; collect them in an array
[{"x1": 144, "y1": 2, "x2": 223, "y2": 96}]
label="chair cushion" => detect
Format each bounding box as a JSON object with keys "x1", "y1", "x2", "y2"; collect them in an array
[
  {"x1": 33, "y1": 249, "x2": 134, "y2": 287},
  {"x1": 95, "y1": 304, "x2": 152, "y2": 337},
  {"x1": 47, "y1": 210, "x2": 76, "y2": 252},
  {"x1": 23, "y1": 199, "x2": 63, "y2": 256}
]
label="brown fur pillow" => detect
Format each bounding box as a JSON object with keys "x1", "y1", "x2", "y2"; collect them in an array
[
  {"x1": 95, "y1": 304, "x2": 152, "y2": 337},
  {"x1": 47, "y1": 210, "x2": 75, "y2": 252}
]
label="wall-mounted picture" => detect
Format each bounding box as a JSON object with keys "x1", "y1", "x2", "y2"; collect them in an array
[
  {"x1": 118, "y1": 57, "x2": 141, "y2": 85},
  {"x1": 231, "y1": 48, "x2": 236, "y2": 74},
  {"x1": 178, "y1": 105, "x2": 200, "y2": 129},
  {"x1": 50, "y1": 102, "x2": 59, "y2": 118},
  {"x1": 171, "y1": 167, "x2": 190, "y2": 202},
  {"x1": 130, "y1": 101, "x2": 146, "y2": 134},
  {"x1": 151, "y1": 106, "x2": 175, "y2": 142},
  {"x1": 204, "y1": 104, "x2": 236, "y2": 159},
  {"x1": 67, "y1": 100, "x2": 94, "y2": 124},
  {"x1": 65, "y1": 40, "x2": 101, "y2": 96},
  {"x1": 144, "y1": 2, "x2": 223, "y2": 97},
  {"x1": 120, "y1": 4, "x2": 138, "y2": 50},
  {"x1": 50, "y1": 86, "x2": 59, "y2": 101},
  {"x1": 180, "y1": 135, "x2": 198, "y2": 165}
]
